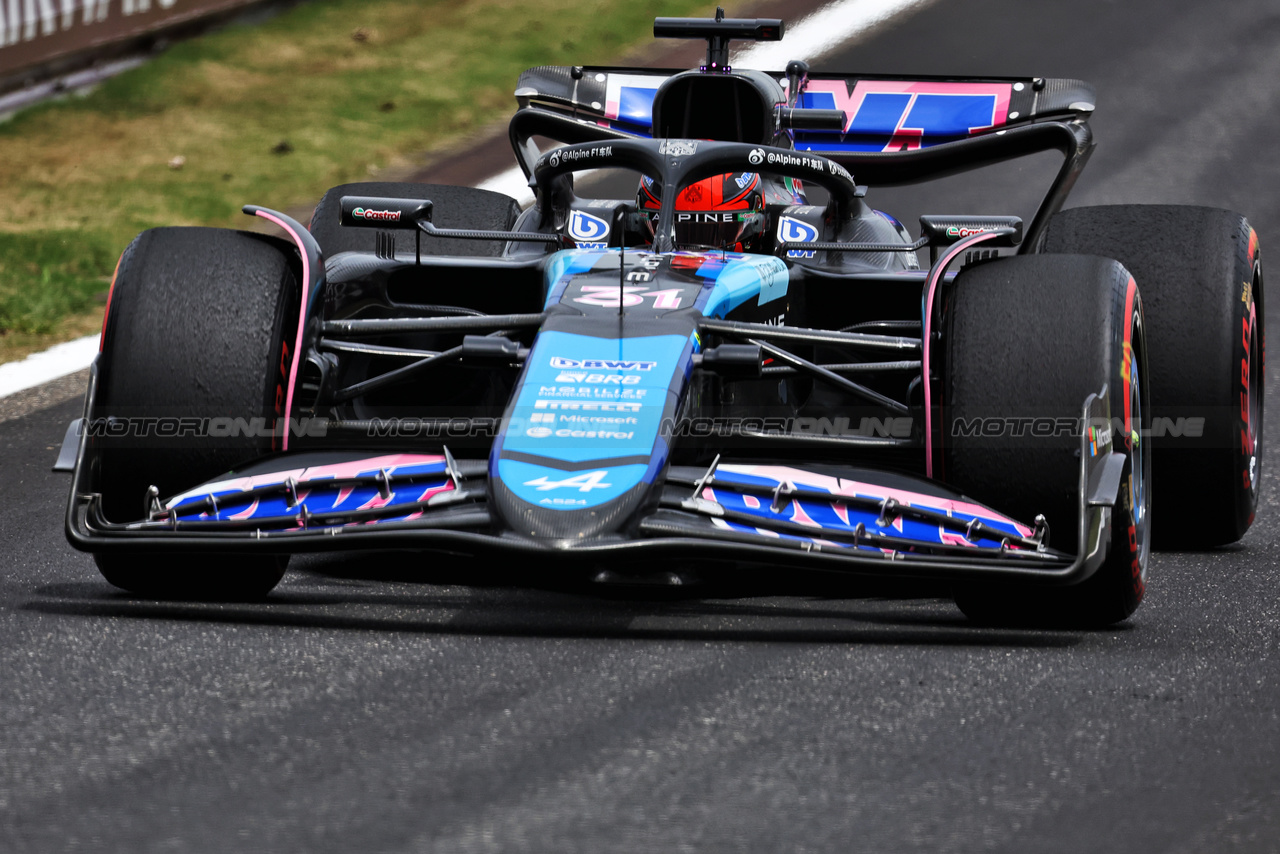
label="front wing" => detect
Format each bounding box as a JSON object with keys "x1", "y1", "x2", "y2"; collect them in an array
[{"x1": 65, "y1": 362, "x2": 1125, "y2": 587}]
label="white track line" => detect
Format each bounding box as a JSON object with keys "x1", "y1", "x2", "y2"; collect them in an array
[
  {"x1": 0, "y1": 334, "x2": 99, "y2": 398},
  {"x1": 733, "y1": 0, "x2": 936, "y2": 68},
  {"x1": 1, "y1": 0, "x2": 933, "y2": 400}
]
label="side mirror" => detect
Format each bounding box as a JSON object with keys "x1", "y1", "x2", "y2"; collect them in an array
[{"x1": 338, "y1": 196, "x2": 432, "y2": 229}]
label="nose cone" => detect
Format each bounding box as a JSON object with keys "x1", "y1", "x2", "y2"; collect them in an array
[{"x1": 489, "y1": 329, "x2": 694, "y2": 540}]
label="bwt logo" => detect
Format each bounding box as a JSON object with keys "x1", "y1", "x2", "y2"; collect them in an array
[
  {"x1": 550, "y1": 357, "x2": 657, "y2": 371},
  {"x1": 568, "y1": 210, "x2": 610, "y2": 245},
  {"x1": 353, "y1": 207, "x2": 401, "y2": 222},
  {"x1": 778, "y1": 216, "x2": 819, "y2": 258}
]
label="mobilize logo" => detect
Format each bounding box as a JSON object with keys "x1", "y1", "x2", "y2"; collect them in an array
[
  {"x1": 352, "y1": 207, "x2": 401, "y2": 222},
  {"x1": 524, "y1": 470, "x2": 614, "y2": 492},
  {"x1": 550, "y1": 356, "x2": 656, "y2": 371}
]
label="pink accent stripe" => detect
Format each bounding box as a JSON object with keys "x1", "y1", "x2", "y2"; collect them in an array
[
  {"x1": 357, "y1": 493, "x2": 395, "y2": 512},
  {"x1": 254, "y1": 210, "x2": 311, "y2": 452},
  {"x1": 790, "y1": 501, "x2": 820, "y2": 528},
  {"x1": 228, "y1": 499, "x2": 260, "y2": 520},
  {"x1": 922, "y1": 232, "x2": 1001, "y2": 479}
]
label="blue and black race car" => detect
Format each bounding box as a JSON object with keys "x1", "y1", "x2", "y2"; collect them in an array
[{"x1": 61, "y1": 14, "x2": 1264, "y2": 626}]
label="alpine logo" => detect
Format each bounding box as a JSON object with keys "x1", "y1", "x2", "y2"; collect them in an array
[
  {"x1": 524, "y1": 470, "x2": 614, "y2": 492},
  {"x1": 676, "y1": 213, "x2": 735, "y2": 224},
  {"x1": 568, "y1": 210, "x2": 610, "y2": 247},
  {"x1": 550, "y1": 357, "x2": 656, "y2": 371},
  {"x1": 352, "y1": 207, "x2": 401, "y2": 222},
  {"x1": 779, "y1": 216, "x2": 819, "y2": 258}
]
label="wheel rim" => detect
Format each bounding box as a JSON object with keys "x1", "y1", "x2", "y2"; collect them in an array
[
  {"x1": 1131, "y1": 353, "x2": 1145, "y2": 524},
  {"x1": 1127, "y1": 316, "x2": 1151, "y2": 580},
  {"x1": 1245, "y1": 264, "x2": 1263, "y2": 497}
]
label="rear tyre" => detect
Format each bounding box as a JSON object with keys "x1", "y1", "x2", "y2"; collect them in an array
[
  {"x1": 1044, "y1": 205, "x2": 1263, "y2": 547},
  {"x1": 309, "y1": 182, "x2": 521, "y2": 258},
  {"x1": 91, "y1": 227, "x2": 298, "y2": 599},
  {"x1": 945, "y1": 255, "x2": 1150, "y2": 627}
]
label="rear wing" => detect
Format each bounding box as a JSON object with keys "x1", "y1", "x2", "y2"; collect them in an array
[
  {"x1": 510, "y1": 66, "x2": 1097, "y2": 247},
  {"x1": 515, "y1": 66, "x2": 1095, "y2": 150}
]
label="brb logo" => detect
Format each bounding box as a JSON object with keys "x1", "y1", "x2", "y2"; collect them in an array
[
  {"x1": 568, "y1": 210, "x2": 610, "y2": 248},
  {"x1": 778, "y1": 216, "x2": 820, "y2": 258}
]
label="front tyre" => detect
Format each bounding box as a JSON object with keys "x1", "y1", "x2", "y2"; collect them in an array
[
  {"x1": 91, "y1": 227, "x2": 299, "y2": 599},
  {"x1": 945, "y1": 255, "x2": 1151, "y2": 626}
]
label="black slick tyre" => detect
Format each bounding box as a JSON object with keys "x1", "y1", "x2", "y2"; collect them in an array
[
  {"x1": 1044, "y1": 205, "x2": 1263, "y2": 547},
  {"x1": 91, "y1": 227, "x2": 299, "y2": 599},
  {"x1": 309, "y1": 182, "x2": 521, "y2": 258},
  {"x1": 944, "y1": 255, "x2": 1151, "y2": 627}
]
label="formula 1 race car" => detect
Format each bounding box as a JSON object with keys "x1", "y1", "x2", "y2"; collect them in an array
[{"x1": 61, "y1": 14, "x2": 1264, "y2": 626}]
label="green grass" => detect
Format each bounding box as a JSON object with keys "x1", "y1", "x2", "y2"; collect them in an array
[
  {"x1": 0, "y1": 232, "x2": 116, "y2": 334},
  {"x1": 0, "y1": 0, "x2": 717, "y2": 361}
]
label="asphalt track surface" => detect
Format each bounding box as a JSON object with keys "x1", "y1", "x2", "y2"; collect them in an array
[{"x1": 4, "y1": 1, "x2": 1280, "y2": 851}]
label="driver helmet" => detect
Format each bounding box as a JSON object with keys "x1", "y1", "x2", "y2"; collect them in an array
[{"x1": 638, "y1": 172, "x2": 768, "y2": 252}]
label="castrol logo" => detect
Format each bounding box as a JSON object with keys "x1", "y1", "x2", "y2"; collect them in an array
[
  {"x1": 353, "y1": 207, "x2": 401, "y2": 222},
  {"x1": 946, "y1": 225, "x2": 991, "y2": 238}
]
